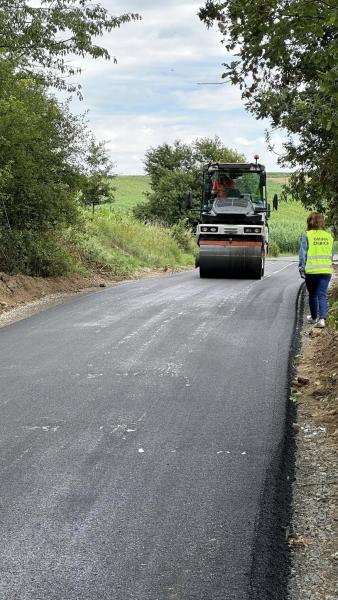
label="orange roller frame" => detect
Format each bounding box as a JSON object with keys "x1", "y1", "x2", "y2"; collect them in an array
[{"x1": 199, "y1": 240, "x2": 262, "y2": 247}]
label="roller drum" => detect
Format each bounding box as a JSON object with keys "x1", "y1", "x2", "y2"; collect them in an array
[{"x1": 199, "y1": 244, "x2": 263, "y2": 279}]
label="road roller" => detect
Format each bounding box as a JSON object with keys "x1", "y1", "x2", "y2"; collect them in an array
[{"x1": 195, "y1": 158, "x2": 274, "y2": 279}]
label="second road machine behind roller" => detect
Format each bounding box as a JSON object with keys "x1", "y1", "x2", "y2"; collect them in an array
[{"x1": 193, "y1": 157, "x2": 276, "y2": 279}]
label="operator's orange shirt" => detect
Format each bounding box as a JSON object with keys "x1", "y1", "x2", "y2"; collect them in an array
[
  {"x1": 212, "y1": 179, "x2": 235, "y2": 196},
  {"x1": 212, "y1": 180, "x2": 224, "y2": 193}
]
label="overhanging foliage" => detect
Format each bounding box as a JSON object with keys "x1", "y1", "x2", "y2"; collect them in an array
[
  {"x1": 199, "y1": 0, "x2": 338, "y2": 232},
  {"x1": 0, "y1": 0, "x2": 140, "y2": 94}
]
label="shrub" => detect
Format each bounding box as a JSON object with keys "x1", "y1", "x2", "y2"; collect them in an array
[
  {"x1": 170, "y1": 219, "x2": 196, "y2": 253},
  {"x1": 0, "y1": 229, "x2": 78, "y2": 276},
  {"x1": 268, "y1": 240, "x2": 280, "y2": 257}
]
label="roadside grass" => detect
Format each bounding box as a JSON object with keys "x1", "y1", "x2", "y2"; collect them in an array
[{"x1": 68, "y1": 206, "x2": 195, "y2": 276}]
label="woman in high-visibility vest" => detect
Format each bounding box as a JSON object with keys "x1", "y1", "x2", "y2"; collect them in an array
[{"x1": 299, "y1": 212, "x2": 334, "y2": 328}]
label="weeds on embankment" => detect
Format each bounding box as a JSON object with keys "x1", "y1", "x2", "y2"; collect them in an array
[
  {"x1": 67, "y1": 206, "x2": 195, "y2": 276},
  {"x1": 0, "y1": 206, "x2": 195, "y2": 278}
]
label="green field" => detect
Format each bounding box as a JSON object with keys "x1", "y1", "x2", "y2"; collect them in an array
[
  {"x1": 113, "y1": 174, "x2": 290, "y2": 215},
  {"x1": 266, "y1": 174, "x2": 290, "y2": 200},
  {"x1": 112, "y1": 175, "x2": 150, "y2": 213}
]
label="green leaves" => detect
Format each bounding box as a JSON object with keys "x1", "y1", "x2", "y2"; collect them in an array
[
  {"x1": 134, "y1": 138, "x2": 245, "y2": 227},
  {"x1": 0, "y1": 1, "x2": 141, "y2": 92},
  {"x1": 0, "y1": 67, "x2": 85, "y2": 233},
  {"x1": 0, "y1": 1, "x2": 141, "y2": 275},
  {"x1": 79, "y1": 138, "x2": 116, "y2": 211},
  {"x1": 199, "y1": 0, "x2": 338, "y2": 231}
]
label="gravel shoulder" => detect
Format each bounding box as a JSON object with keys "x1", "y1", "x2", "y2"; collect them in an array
[{"x1": 288, "y1": 273, "x2": 338, "y2": 600}]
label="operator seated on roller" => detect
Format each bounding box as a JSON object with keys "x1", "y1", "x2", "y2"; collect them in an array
[{"x1": 212, "y1": 174, "x2": 236, "y2": 198}]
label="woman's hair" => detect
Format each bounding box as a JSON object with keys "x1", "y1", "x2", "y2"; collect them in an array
[{"x1": 307, "y1": 212, "x2": 325, "y2": 230}]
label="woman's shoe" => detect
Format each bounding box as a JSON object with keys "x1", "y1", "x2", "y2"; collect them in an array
[
  {"x1": 306, "y1": 315, "x2": 318, "y2": 324},
  {"x1": 314, "y1": 318, "x2": 326, "y2": 328}
]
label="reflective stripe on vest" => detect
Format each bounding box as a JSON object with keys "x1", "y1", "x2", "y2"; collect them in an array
[
  {"x1": 307, "y1": 255, "x2": 332, "y2": 260},
  {"x1": 305, "y1": 230, "x2": 333, "y2": 275}
]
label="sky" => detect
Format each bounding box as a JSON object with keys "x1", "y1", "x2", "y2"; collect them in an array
[{"x1": 67, "y1": 0, "x2": 285, "y2": 175}]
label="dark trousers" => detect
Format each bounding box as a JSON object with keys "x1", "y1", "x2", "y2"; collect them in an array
[{"x1": 305, "y1": 274, "x2": 331, "y2": 319}]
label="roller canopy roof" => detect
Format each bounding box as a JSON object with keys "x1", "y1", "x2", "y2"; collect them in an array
[{"x1": 206, "y1": 162, "x2": 266, "y2": 173}]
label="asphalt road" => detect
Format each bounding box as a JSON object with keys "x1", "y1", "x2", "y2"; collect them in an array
[{"x1": 0, "y1": 259, "x2": 302, "y2": 600}]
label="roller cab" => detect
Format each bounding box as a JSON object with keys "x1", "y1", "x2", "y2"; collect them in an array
[{"x1": 196, "y1": 160, "x2": 271, "y2": 279}]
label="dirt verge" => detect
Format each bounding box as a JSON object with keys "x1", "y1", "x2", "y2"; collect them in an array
[{"x1": 288, "y1": 274, "x2": 338, "y2": 599}]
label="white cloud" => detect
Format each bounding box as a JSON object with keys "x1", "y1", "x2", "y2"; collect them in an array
[
  {"x1": 86, "y1": 112, "x2": 285, "y2": 175},
  {"x1": 175, "y1": 86, "x2": 244, "y2": 111},
  {"x1": 72, "y1": 1, "x2": 225, "y2": 76},
  {"x1": 234, "y1": 137, "x2": 256, "y2": 147},
  {"x1": 63, "y1": 0, "x2": 285, "y2": 173}
]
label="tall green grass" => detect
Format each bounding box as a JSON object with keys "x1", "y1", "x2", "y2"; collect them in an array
[
  {"x1": 269, "y1": 200, "x2": 307, "y2": 254},
  {"x1": 267, "y1": 177, "x2": 337, "y2": 254},
  {"x1": 69, "y1": 206, "x2": 195, "y2": 276}
]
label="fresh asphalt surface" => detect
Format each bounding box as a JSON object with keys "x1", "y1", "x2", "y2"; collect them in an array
[{"x1": 0, "y1": 259, "x2": 302, "y2": 600}]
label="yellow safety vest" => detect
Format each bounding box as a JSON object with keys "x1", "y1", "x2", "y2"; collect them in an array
[{"x1": 305, "y1": 229, "x2": 333, "y2": 275}]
